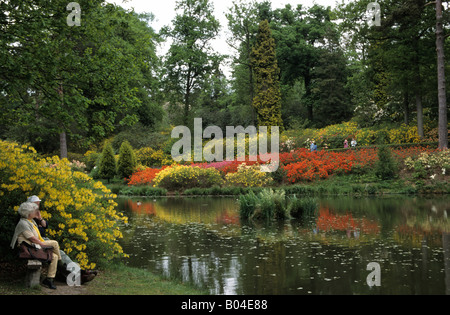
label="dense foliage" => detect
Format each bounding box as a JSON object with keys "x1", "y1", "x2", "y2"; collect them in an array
[
  {"x1": 117, "y1": 141, "x2": 137, "y2": 179},
  {"x1": 98, "y1": 143, "x2": 117, "y2": 183},
  {"x1": 1, "y1": 0, "x2": 447, "y2": 155},
  {"x1": 0, "y1": 140, "x2": 128, "y2": 269}
]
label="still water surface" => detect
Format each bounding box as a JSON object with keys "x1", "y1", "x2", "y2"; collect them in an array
[{"x1": 117, "y1": 196, "x2": 450, "y2": 294}]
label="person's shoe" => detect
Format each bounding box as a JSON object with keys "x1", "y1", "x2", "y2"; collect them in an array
[{"x1": 42, "y1": 278, "x2": 57, "y2": 290}]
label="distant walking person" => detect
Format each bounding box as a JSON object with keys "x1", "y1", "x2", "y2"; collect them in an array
[
  {"x1": 310, "y1": 141, "x2": 317, "y2": 152},
  {"x1": 344, "y1": 139, "x2": 348, "y2": 149},
  {"x1": 351, "y1": 138, "x2": 357, "y2": 148}
]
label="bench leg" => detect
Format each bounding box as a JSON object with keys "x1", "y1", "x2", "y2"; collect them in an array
[{"x1": 25, "y1": 260, "x2": 42, "y2": 288}]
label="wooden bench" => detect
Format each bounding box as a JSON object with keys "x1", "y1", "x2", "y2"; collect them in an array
[{"x1": 25, "y1": 260, "x2": 42, "y2": 288}]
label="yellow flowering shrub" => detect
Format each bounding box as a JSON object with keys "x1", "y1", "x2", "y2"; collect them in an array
[
  {"x1": 0, "y1": 140, "x2": 128, "y2": 269},
  {"x1": 388, "y1": 124, "x2": 420, "y2": 144},
  {"x1": 289, "y1": 122, "x2": 358, "y2": 149},
  {"x1": 153, "y1": 165, "x2": 224, "y2": 190},
  {"x1": 355, "y1": 128, "x2": 377, "y2": 146},
  {"x1": 225, "y1": 163, "x2": 273, "y2": 187},
  {"x1": 286, "y1": 121, "x2": 425, "y2": 150}
]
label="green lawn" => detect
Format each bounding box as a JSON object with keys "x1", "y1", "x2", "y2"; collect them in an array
[
  {"x1": 0, "y1": 262, "x2": 207, "y2": 295},
  {"x1": 84, "y1": 263, "x2": 207, "y2": 295}
]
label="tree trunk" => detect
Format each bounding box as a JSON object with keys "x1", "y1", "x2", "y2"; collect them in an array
[
  {"x1": 404, "y1": 90, "x2": 410, "y2": 125},
  {"x1": 184, "y1": 68, "x2": 192, "y2": 126},
  {"x1": 436, "y1": 0, "x2": 448, "y2": 149},
  {"x1": 413, "y1": 38, "x2": 424, "y2": 138},
  {"x1": 60, "y1": 131, "x2": 68, "y2": 159},
  {"x1": 58, "y1": 82, "x2": 68, "y2": 159},
  {"x1": 304, "y1": 72, "x2": 313, "y2": 122},
  {"x1": 415, "y1": 91, "x2": 424, "y2": 138},
  {"x1": 248, "y1": 63, "x2": 256, "y2": 125}
]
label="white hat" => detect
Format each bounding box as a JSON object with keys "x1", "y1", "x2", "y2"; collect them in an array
[{"x1": 27, "y1": 195, "x2": 41, "y2": 203}]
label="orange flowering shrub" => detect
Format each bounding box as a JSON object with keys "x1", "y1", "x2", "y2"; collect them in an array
[
  {"x1": 281, "y1": 146, "x2": 437, "y2": 183},
  {"x1": 127, "y1": 167, "x2": 167, "y2": 186},
  {"x1": 282, "y1": 149, "x2": 378, "y2": 183}
]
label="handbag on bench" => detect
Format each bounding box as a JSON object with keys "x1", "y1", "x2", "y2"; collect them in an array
[{"x1": 18, "y1": 242, "x2": 54, "y2": 263}]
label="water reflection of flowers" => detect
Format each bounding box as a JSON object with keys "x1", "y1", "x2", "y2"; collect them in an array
[
  {"x1": 127, "y1": 200, "x2": 155, "y2": 215},
  {"x1": 315, "y1": 207, "x2": 379, "y2": 235}
]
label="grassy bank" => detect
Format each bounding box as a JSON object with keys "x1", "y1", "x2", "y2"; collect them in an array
[
  {"x1": 0, "y1": 262, "x2": 207, "y2": 295},
  {"x1": 83, "y1": 263, "x2": 207, "y2": 295},
  {"x1": 107, "y1": 172, "x2": 450, "y2": 198}
]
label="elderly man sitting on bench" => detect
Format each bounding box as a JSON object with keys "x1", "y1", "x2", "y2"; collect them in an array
[{"x1": 11, "y1": 202, "x2": 61, "y2": 289}]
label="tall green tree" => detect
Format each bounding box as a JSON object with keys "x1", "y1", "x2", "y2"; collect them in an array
[
  {"x1": 310, "y1": 48, "x2": 353, "y2": 127},
  {"x1": 0, "y1": 1, "x2": 162, "y2": 156},
  {"x1": 336, "y1": 0, "x2": 444, "y2": 136},
  {"x1": 226, "y1": 0, "x2": 259, "y2": 125},
  {"x1": 251, "y1": 20, "x2": 283, "y2": 129},
  {"x1": 265, "y1": 4, "x2": 341, "y2": 125},
  {"x1": 162, "y1": 0, "x2": 222, "y2": 126}
]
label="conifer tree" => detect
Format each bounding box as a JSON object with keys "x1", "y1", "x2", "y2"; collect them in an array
[
  {"x1": 99, "y1": 143, "x2": 117, "y2": 183},
  {"x1": 118, "y1": 141, "x2": 137, "y2": 180},
  {"x1": 375, "y1": 146, "x2": 398, "y2": 180},
  {"x1": 251, "y1": 20, "x2": 283, "y2": 129}
]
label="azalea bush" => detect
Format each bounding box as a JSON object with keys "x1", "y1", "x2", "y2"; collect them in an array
[
  {"x1": 126, "y1": 144, "x2": 441, "y2": 189},
  {"x1": 404, "y1": 150, "x2": 450, "y2": 179},
  {"x1": 280, "y1": 146, "x2": 438, "y2": 184},
  {"x1": 285, "y1": 121, "x2": 424, "y2": 150},
  {"x1": 0, "y1": 140, "x2": 128, "y2": 269},
  {"x1": 356, "y1": 128, "x2": 389, "y2": 146},
  {"x1": 225, "y1": 163, "x2": 273, "y2": 187},
  {"x1": 388, "y1": 124, "x2": 421, "y2": 144},
  {"x1": 153, "y1": 165, "x2": 224, "y2": 190},
  {"x1": 127, "y1": 166, "x2": 167, "y2": 186},
  {"x1": 281, "y1": 149, "x2": 378, "y2": 183},
  {"x1": 190, "y1": 160, "x2": 236, "y2": 174},
  {"x1": 288, "y1": 121, "x2": 358, "y2": 150}
]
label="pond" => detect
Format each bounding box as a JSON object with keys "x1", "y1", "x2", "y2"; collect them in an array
[{"x1": 117, "y1": 195, "x2": 450, "y2": 295}]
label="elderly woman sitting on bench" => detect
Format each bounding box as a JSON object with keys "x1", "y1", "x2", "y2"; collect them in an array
[{"x1": 11, "y1": 202, "x2": 61, "y2": 289}]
